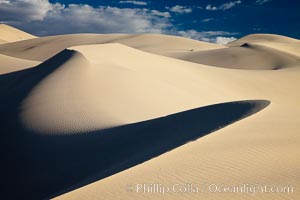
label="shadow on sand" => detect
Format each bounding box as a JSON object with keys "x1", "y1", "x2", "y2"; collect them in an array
[
  {"x1": 0, "y1": 50, "x2": 270, "y2": 199},
  {"x1": 1, "y1": 99, "x2": 270, "y2": 199}
]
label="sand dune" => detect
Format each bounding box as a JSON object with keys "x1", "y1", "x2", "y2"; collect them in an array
[
  {"x1": 0, "y1": 38, "x2": 6, "y2": 44},
  {"x1": 0, "y1": 53, "x2": 39, "y2": 74},
  {"x1": 6, "y1": 43, "x2": 272, "y2": 135},
  {"x1": 229, "y1": 33, "x2": 300, "y2": 45},
  {"x1": 229, "y1": 34, "x2": 300, "y2": 57},
  {"x1": 0, "y1": 24, "x2": 36, "y2": 43},
  {"x1": 2, "y1": 32, "x2": 298, "y2": 71},
  {"x1": 0, "y1": 33, "x2": 223, "y2": 61},
  {"x1": 112, "y1": 34, "x2": 225, "y2": 58},
  {"x1": 1, "y1": 98, "x2": 269, "y2": 199},
  {"x1": 167, "y1": 43, "x2": 300, "y2": 70},
  {"x1": 0, "y1": 25, "x2": 300, "y2": 200},
  {"x1": 165, "y1": 34, "x2": 300, "y2": 70}
]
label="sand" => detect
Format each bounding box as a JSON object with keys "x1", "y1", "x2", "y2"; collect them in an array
[
  {"x1": 0, "y1": 33, "x2": 224, "y2": 61},
  {"x1": 229, "y1": 34, "x2": 300, "y2": 57},
  {"x1": 166, "y1": 43, "x2": 300, "y2": 70},
  {"x1": 0, "y1": 25, "x2": 299, "y2": 200},
  {"x1": 0, "y1": 24, "x2": 36, "y2": 43},
  {"x1": 0, "y1": 53, "x2": 39, "y2": 74}
]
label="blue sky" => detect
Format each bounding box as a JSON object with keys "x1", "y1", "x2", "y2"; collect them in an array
[{"x1": 0, "y1": 0, "x2": 299, "y2": 44}]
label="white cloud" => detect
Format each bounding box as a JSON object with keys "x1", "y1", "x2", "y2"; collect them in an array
[
  {"x1": 167, "y1": 5, "x2": 192, "y2": 14},
  {"x1": 177, "y1": 30, "x2": 238, "y2": 44},
  {"x1": 119, "y1": 1, "x2": 148, "y2": 6},
  {"x1": 0, "y1": 1, "x2": 171, "y2": 35},
  {"x1": 215, "y1": 36, "x2": 237, "y2": 45},
  {"x1": 256, "y1": 0, "x2": 270, "y2": 5},
  {"x1": 0, "y1": 0, "x2": 11, "y2": 4},
  {"x1": 206, "y1": 0, "x2": 242, "y2": 11},
  {"x1": 206, "y1": 5, "x2": 218, "y2": 11},
  {"x1": 0, "y1": 0, "x2": 237, "y2": 44},
  {"x1": 0, "y1": 0, "x2": 64, "y2": 21},
  {"x1": 151, "y1": 10, "x2": 171, "y2": 18},
  {"x1": 219, "y1": 0, "x2": 242, "y2": 10},
  {"x1": 202, "y1": 18, "x2": 213, "y2": 22}
]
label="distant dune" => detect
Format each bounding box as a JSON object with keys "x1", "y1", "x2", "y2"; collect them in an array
[
  {"x1": 0, "y1": 24, "x2": 36, "y2": 43},
  {"x1": 0, "y1": 25, "x2": 299, "y2": 200},
  {"x1": 167, "y1": 42, "x2": 300, "y2": 70},
  {"x1": 166, "y1": 34, "x2": 300, "y2": 70},
  {"x1": 0, "y1": 33, "x2": 223, "y2": 62},
  {"x1": 229, "y1": 34, "x2": 300, "y2": 57}
]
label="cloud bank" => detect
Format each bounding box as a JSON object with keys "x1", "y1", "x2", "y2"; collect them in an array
[
  {"x1": 0, "y1": 0, "x2": 237, "y2": 44},
  {"x1": 177, "y1": 30, "x2": 238, "y2": 44},
  {"x1": 0, "y1": 0, "x2": 171, "y2": 35}
]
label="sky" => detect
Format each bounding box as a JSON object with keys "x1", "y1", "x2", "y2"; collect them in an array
[{"x1": 0, "y1": 0, "x2": 299, "y2": 44}]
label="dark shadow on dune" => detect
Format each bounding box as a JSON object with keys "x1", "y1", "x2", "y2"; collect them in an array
[
  {"x1": 0, "y1": 49, "x2": 77, "y2": 199},
  {"x1": 0, "y1": 50, "x2": 270, "y2": 199},
  {"x1": 241, "y1": 43, "x2": 252, "y2": 48},
  {"x1": 1, "y1": 99, "x2": 270, "y2": 199}
]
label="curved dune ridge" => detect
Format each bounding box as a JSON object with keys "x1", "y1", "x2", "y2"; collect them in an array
[{"x1": 1, "y1": 25, "x2": 300, "y2": 200}]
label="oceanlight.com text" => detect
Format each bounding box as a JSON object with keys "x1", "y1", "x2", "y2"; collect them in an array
[{"x1": 126, "y1": 183, "x2": 294, "y2": 196}]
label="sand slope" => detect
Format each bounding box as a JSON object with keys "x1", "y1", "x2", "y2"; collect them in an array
[
  {"x1": 0, "y1": 53, "x2": 39, "y2": 74},
  {"x1": 0, "y1": 43, "x2": 272, "y2": 199},
  {"x1": 0, "y1": 24, "x2": 36, "y2": 43},
  {"x1": 5, "y1": 43, "x2": 271, "y2": 135},
  {"x1": 0, "y1": 38, "x2": 6, "y2": 44},
  {"x1": 0, "y1": 25, "x2": 300, "y2": 200},
  {"x1": 58, "y1": 42, "x2": 300, "y2": 200}
]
